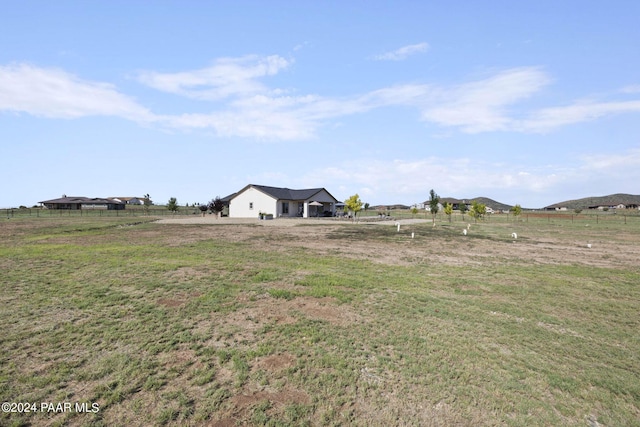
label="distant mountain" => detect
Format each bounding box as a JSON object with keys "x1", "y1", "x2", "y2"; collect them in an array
[
  {"x1": 544, "y1": 193, "x2": 640, "y2": 210},
  {"x1": 468, "y1": 197, "x2": 514, "y2": 212},
  {"x1": 438, "y1": 196, "x2": 514, "y2": 212}
]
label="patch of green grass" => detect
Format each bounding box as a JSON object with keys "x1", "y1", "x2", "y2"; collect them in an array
[{"x1": 267, "y1": 288, "x2": 297, "y2": 300}]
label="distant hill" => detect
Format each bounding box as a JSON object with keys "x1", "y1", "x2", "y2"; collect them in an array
[
  {"x1": 468, "y1": 197, "x2": 513, "y2": 212},
  {"x1": 544, "y1": 193, "x2": 640, "y2": 210},
  {"x1": 438, "y1": 197, "x2": 514, "y2": 212}
]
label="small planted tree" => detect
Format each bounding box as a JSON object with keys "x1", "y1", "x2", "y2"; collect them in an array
[
  {"x1": 469, "y1": 201, "x2": 486, "y2": 222},
  {"x1": 510, "y1": 204, "x2": 522, "y2": 220},
  {"x1": 167, "y1": 197, "x2": 179, "y2": 214},
  {"x1": 143, "y1": 193, "x2": 152, "y2": 215},
  {"x1": 198, "y1": 204, "x2": 208, "y2": 217},
  {"x1": 444, "y1": 202, "x2": 453, "y2": 223},
  {"x1": 345, "y1": 194, "x2": 363, "y2": 221},
  {"x1": 459, "y1": 202, "x2": 468, "y2": 220},
  {"x1": 208, "y1": 196, "x2": 225, "y2": 218},
  {"x1": 411, "y1": 206, "x2": 418, "y2": 218},
  {"x1": 428, "y1": 189, "x2": 440, "y2": 227}
]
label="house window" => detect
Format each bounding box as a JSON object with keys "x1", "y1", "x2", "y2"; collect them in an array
[
  {"x1": 249, "y1": 202, "x2": 253, "y2": 210},
  {"x1": 282, "y1": 202, "x2": 289, "y2": 214}
]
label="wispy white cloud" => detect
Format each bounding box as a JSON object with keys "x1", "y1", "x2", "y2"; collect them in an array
[
  {"x1": 519, "y1": 100, "x2": 640, "y2": 132},
  {"x1": 420, "y1": 70, "x2": 640, "y2": 134},
  {"x1": 165, "y1": 108, "x2": 317, "y2": 141},
  {"x1": 0, "y1": 63, "x2": 154, "y2": 121},
  {"x1": 373, "y1": 42, "x2": 429, "y2": 61},
  {"x1": 421, "y1": 67, "x2": 551, "y2": 133},
  {"x1": 156, "y1": 65, "x2": 433, "y2": 139},
  {"x1": 137, "y1": 55, "x2": 292, "y2": 100},
  {"x1": 580, "y1": 147, "x2": 640, "y2": 171},
  {"x1": 620, "y1": 84, "x2": 640, "y2": 94}
]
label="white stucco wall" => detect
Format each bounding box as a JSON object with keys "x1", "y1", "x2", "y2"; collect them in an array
[
  {"x1": 229, "y1": 187, "x2": 277, "y2": 218},
  {"x1": 276, "y1": 200, "x2": 302, "y2": 217}
]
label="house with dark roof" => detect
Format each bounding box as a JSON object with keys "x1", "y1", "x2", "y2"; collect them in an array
[
  {"x1": 39, "y1": 196, "x2": 125, "y2": 210},
  {"x1": 437, "y1": 198, "x2": 471, "y2": 210},
  {"x1": 224, "y1": 184, "x2": 338, "y2": 218},
  {"x1": 110, "y1": 197, "x2": 146, "y2": 205}
]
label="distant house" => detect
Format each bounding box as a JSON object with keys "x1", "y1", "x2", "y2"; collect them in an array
[
  {"x1": 424, "y1": 203, "x2": 444, "y2": 212},
  {"x1": 110, "y1": 197, "x2": 145, "y2": 205},
  {"x1": 39, "y1": 196, "x2": 125, "y2": 210},
  {"x1": 432, "y1": 198, "x2": 471, "y2": 211},
  {"x1": 589, "y1": 203, "x2": 628, "y2": 210},
  {"x1": 224, "y1": 184, "x2": 338, "y2": 218},
  {"x1": 544, "y1": 203, "x2": 569, "y2": 211}
]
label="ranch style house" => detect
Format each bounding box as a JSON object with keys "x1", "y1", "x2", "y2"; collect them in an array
[
  {"x1": 39, "y1": 196, "x2": 125, "y2": 210},
  {"x1": 223, "y1": 184, "x2": 338, "y2": 218}
]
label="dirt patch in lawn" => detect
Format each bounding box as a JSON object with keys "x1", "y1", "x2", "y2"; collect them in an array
[
  {"x1": 206, "y1": 294, "x2": 361, "y2": 349},
  {"x1": 253, "y1": 353, "x2": 296, "y2": 372},
  {"x1": 153, "y1": 217, "x2": 640, "y2": 269}
]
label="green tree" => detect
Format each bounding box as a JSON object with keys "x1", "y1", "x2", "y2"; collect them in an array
[
  {"x1": 459, "y1": 202, "x2": 468, "y2": 219},
  {"x1": 167, "y1": 197, "x2": 179, "y2": 214},
  {"x1": 469, "y1": 201, "x2": 486, "y2": 222},
  {"x1": 510, "y1": 204, "x2": 522, "y2": 219},
  {"x1": 208, "y1": 196, "x2": 225, "y2": 218},
  {"x1": 143, "y1": 193, "x2": 152, "y2": 215},
  {"x1": 198, "y1": 204, "x2": 208, "y2": 216},
  {"x1": 444, "y1": 202, "x2": 453, "y2": 223},
  {"x1": 428, "y1": 189, "x2": 440, "y2": 227},
  {"x1": 411, "y1": 206, "x2": 418, "y2": 218},
  {"x1": 345, "y1": 194, "x2": 363, "y2": 221}
]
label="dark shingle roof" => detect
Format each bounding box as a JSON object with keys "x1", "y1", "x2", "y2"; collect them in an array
[
  {"x1": 39, "y1": 196, "x2": 123, "y2": 204},
  {"x1": 253, "y1": 185, "x2": 325, "y2": 200},
  {"x1": 226, "y1": 184, "x2": 337, "y2": 202}
]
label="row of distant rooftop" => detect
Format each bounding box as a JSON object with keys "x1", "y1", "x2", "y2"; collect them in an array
[{"x1": 38, "y1": 196, "x2": 148, "y2": 210}]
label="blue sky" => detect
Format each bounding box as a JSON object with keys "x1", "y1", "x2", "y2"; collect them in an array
[{"x1": 1, "y1": 1, "x2": 639, "y2": 209}]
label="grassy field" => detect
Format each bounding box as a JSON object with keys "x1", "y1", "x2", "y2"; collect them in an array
[{"x1": 1, "y1": 215, "x2": 639, "y2": 426}]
